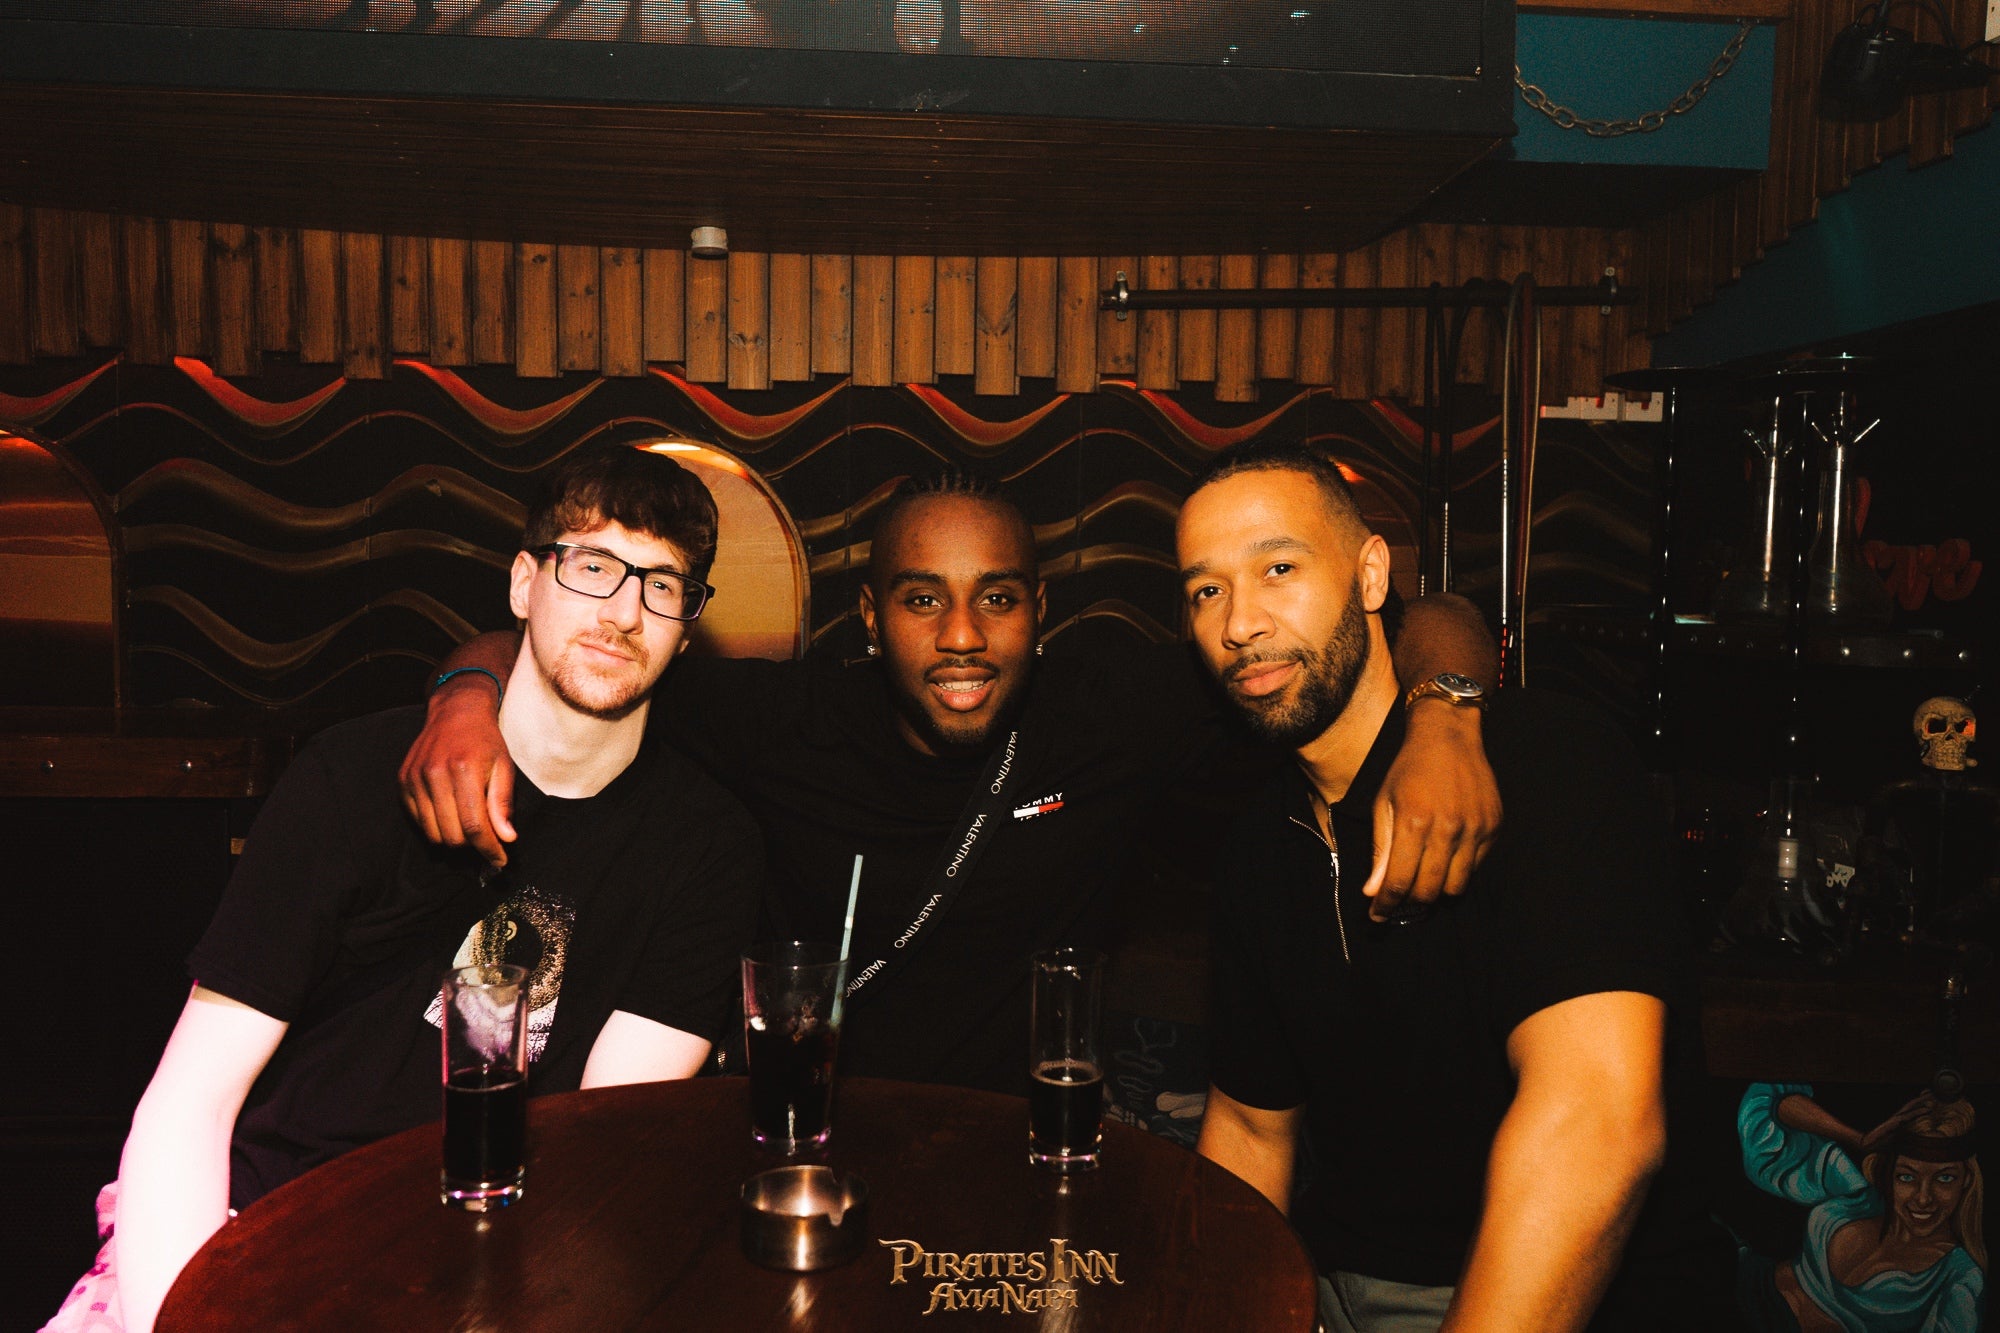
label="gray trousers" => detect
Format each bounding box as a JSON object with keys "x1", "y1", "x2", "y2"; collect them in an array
[{"x1": 1317, "y1": 1271, "x2": 1456, "y2": 1333}]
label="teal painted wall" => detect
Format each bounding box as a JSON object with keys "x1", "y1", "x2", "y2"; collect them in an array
[
  {"x1": 1513, "y1": 16, "x2": 1774, "y2": 168},
  {"x1": 1654, "y1": 124, "x2": 2000, "y2": 366}
]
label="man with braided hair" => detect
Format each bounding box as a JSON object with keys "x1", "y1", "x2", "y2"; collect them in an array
[{"x1": 403, "y1": 465, "x2": 1502, "y2": 1091}]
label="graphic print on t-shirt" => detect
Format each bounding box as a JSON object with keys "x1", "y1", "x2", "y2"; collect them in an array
[{"x1": 423, "y1": 880, "x2": 577, "y2": 1062}]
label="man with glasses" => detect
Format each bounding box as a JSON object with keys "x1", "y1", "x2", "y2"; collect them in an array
[
  {"x1": 49, "y1": 447, "x2": 762, "y2": 1333},
  {"x1": 403, "y1": 468, "x2": 1504, "y2": 1095}
]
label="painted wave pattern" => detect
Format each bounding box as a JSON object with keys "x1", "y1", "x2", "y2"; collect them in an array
[{"x1": 1, "y1": 358, "x2": 1652, "y2": 712}]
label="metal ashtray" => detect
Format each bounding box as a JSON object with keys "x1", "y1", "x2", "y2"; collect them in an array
[{"x1": 739, "y1": 1165, "x2": 871, "y2": 1272}]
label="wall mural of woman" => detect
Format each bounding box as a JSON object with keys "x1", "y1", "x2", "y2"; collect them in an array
[{"x1": 1737, "y1": 1082, "x2": 1985, "y2": 1331}]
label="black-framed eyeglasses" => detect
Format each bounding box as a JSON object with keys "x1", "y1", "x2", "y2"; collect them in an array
[{"x1": 529, "y1": 543, "x2": 714, "y2": 622}]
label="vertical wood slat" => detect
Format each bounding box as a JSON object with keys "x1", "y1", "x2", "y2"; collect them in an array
[
  {"x1": 1215, "y1": 253, "x2": 1259, "y2": 404},
  {"x1": 810, "y1": 254, "x2": 853, "y2": 377},
  {"x1": 1256, "y1": 253, "x2": 1298, "y2": 383},
  {"x1": 516, "y1": 242, "x2": 559, "y2": 379},
  {"x1": 641, "y1": 248, "x2": 684, "y2": 365},
  {"x1": 428, "y1": 237, "x2": 470, "y2": 367},
  {"x1": 727, "y1": 250, "x2": 771, "y2": 391},
  {"x1": 255, "y1": 226, "x2": 299, "y2": 355},
  {"x1": 1731, "y1": 176, "x2": 1764, "y2": 274},
  {"x1": 386, "y1": 234, "x2": 428, "y2": 359},
  {"x1": 341, "y1": 231, "x2": 386, "y2": 379},
  {"x1": 935, "y1": 256, "x2": 975, "y2": 377},
  {"x1": 851, "y1": 255, "x2": 894, "y2": 387},
  {"x1": 1333, "y1": 243, "x2": 1377, "y2": 400},
  {"x1": 1412, "y1": 224, "x2": 1454, "y2": 402},
  {"x1": 471, "y1": 240, "x2": 511, "y2": 365},
  {"x1": 973, "y1": 255, "x2": 1019, "y2": 398},
  {"x1": 1455, "y1": 228, "x2": 1498, "y2": 389},
  {"x1": 683, "y1": 254, "x2": 727, "y2": 383},
  {"x1": 556, "y1": 244, "x2": 600, "y2": 373},
  {"x1": 600, "y1": 246, "x2": 643, "y2": 377},
  {"x1": 1175, "y1": 255, "x2": 1219, "y2": 383},
  {"x1": 168, "y1": 218, "x2": 209, "y2": 360},
  {"x1": 211, "y1": 222, "x2": 259, "y2": 378},
  {"x1": 1569, "y1": 235, "x2": 1606, "y2": 395},
  {"x1": 1845, "y1": 94, "x2": 1878, "y2": 181},
  {"x1": 1761, "y1": 5, "x2": 1798, "y2": 250},
  {"x1": 893, "y1": 255, "x2": 936, "y2": 384},
  {"x1": 31, "y1": 209, "x2": 81, "y2": 358},
  {"x1": 1786, "y1": 0, "x2": 1824, "y2": 227},
  {"x1": 1643, "y1": 219, "x2": 1673, "y2": 338},
  {"x1": 1054, "y1": 257, "x2": 1098, "y2": 395},
  {"x1": 119, "y1": 215, "x2": 168, "y2": 365},
  {"x1": 1135, "y1": 255, "x2": 1177, "y2": 392},
  {"x1": 1374, "y1": 230, "x2": 1415, "y2": 399},
  {"x1": 1016, "y1": 256, "x2": 1057, "y2": 381},
  {"x1": 1295, "y1": 252, "x2": 1340, "y2": 387},
  {"x1": 1097, "y1": 256, "x2": 1137, "y2": 376},
  {"x1": 76, "y1": 212, "x2": 120, "y2": 350},
  {"x1": 0, "y1": 204, "x2": 29, "y2": 364},
  {"x1": 1948, "y1": 0, "x2": 1992, "y2": 134},
  {"x1": 298, "y1": 229, "x2": 341, "y2": 365},
  {"x1": 768, "y1": 252, "x2": 811, "y2": 382}
]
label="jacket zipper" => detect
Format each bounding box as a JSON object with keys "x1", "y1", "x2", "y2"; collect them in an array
[{"x1": 1287, "y1": 814, "x2": 1349, "y2": 965}]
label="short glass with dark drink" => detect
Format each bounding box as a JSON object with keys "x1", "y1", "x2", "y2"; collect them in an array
[
  {"x1": 1028, "y1": 948, "x2": 1105, "y2": 1173},
  {"x1": 742, "y1": 941, "x2": 847, "y2": 1156},
  {"x1": 439, "y1": 962, "x2": 530, "y2": 1210}
]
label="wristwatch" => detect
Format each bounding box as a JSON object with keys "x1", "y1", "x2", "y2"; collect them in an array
[{"x1": 1403, "y1": 672, "x2": 1487, "y2": 712}]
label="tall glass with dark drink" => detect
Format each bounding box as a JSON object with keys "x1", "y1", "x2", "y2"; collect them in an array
[
  {"x1": 1028, "y1": 949, "x2": 1105, "y2": 1172},
  {"x1": 742, "y1": 942, "x2": 848, "y2": 1155},
  {"x1": 439, "y1": 962, "x2": 530, "y2": 1210}
]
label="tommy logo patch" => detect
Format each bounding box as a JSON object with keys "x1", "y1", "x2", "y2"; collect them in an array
[{"x1": 1013, "y1": 792, "x2": 1064, "y2": 820}]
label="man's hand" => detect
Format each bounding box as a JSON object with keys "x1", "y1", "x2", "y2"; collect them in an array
[
  {"x1": 1363, "y1": 701, "x2": 1501, "y2": 920},
  {"x1": 399, "y1": 674, "x2": 517, "y2": 868}
]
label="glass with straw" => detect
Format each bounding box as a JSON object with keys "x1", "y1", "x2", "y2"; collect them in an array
[{"x1": 741, "y1": 856, "x2": 861, "y2": 1155}]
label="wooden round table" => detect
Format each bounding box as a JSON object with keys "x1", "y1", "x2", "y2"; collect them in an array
[{"x1": 158, "y1": 1076, "x2": 1317, "y2": 1330}]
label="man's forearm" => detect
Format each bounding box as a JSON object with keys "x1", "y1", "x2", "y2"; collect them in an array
[
  {"x1": 1391, "y1": 593, "x2": 1499, "y2": 692},
  {"x1": 426, "y1": 630, "x2": 521, "y2": 706}
]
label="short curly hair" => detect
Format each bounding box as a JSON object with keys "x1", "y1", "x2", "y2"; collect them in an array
[{"x1": 522, "y1": 445, "x2": 719, "y2": 580}]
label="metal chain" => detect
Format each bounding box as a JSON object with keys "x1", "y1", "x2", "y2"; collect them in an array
[{"x1": 1515, "y1": 21, "x2": 1758, "y2": 137}]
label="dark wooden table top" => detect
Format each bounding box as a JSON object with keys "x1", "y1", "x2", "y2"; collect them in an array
[{"x1": 158, "y1": 1076, "x2": 1317, "y2": 1331}]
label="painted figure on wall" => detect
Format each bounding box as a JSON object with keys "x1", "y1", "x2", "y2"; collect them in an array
[{"x1": 1738, "y1": 1082, "x2": 1986, "y2": 1331}]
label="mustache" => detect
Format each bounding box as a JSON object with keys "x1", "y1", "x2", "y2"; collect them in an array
[
  {"x1": 1222, "y1": 649, "x2": 1302, "y2": 686},
  {"x1": 572, "y1": 630, "x2": 646, "y2": 665},
  {"x1": 924, "y1": 656, "x2": 1002, "y2": 681}
]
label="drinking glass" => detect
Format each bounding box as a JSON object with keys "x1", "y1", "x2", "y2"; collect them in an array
[
  {"x1": 440, "y1": 962, "x2": 530, "y2": 1210},
  {"x1": 1028, "y1": 948, "x2": 1105, "y2": 1173},
  {"x1": 742, "y1": 941, "x2": 847, "y2": 1155}
]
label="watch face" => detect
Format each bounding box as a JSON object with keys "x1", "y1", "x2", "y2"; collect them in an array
[{"x1": 1434, "y1": 673, "x2": 1483, "y2": 698}]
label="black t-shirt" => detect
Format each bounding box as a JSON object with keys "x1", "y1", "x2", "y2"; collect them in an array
[
  {"x1": 650, "y1": 648, "x2": 1222, "y2": 1092},
  {"x1": 1208, "y1": 691, "x2": 1735, "y2": 1326},
  {"x1": 190, "y1": 707, "x2": 763, "y2": 1209}
]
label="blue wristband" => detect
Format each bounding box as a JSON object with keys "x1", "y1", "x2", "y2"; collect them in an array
[{"x1": 432, "y1": 665, "x2": 504, "y2": 702}]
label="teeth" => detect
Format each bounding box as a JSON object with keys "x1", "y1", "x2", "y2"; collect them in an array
[{"x1": 937, "y1": 681, "x2": 986, "y2": 693}]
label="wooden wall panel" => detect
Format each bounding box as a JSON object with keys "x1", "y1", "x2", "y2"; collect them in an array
[
  {"x1": 1175, "y1": 255, "x2": 1219, "y2": 384},
  {"x1": 1097, "y1": 256, "x2": 1137, "y2": 377},
  {"x1": 684, "y1": 254, "x2": 726, "y2": 383},
  {"x1": 1295, "y1": 251, "x2": 1339, "y2": 387},
  {"x1": 255, "y1": 226, "x2": 298, "y2": 355},
  {"x1": 1055, "y1": 256, "x2": 1098, "y2": 395},
  {"x1": 1215, "y1": 254, "x2": 1258, "y2": 403},
  {"x1": 168, "y1": 219, "x2": 208, "y2": 360},
  {"x1": 428, "y1": 237, "x2": 470, "y2": 367},
  {"x1": 769, "y1": 253, "x2": 811, "y2": 382},
  {"x1": 0, "y1": 204, "x2": 28, "y2": 365},
  {"x1": 340, "y1": 231, "x2": 385, "y2": 379},
  {"x1": 1136, "y1": 255, "x2": 1177, "y2": 392},
  {"x1": 212, "y1": 222, "x2": 259, "y2": 377},
  {"x1": 516, "y1": 242, "x2": 559, "y2": 379},
  {"x1": 472, "y1": 240, "x2": 512, "y2": 365},
  {"x1": 298, "y1": 229, "x2": 340, "y2": 366},
  {"x1": 556, "y1": 244, "x2": 600, "y2": 373},
  {"x1": 894, "y1": 255, "x2": 935, "y2": 385},
  {"x1": 851, "y1": 254, "x2": 894, "y2": 388},
  {"x1": 30, "y1": 209, "x2": 80, "y2": 358},
  {"x1": 726, "y1": 250, "x2": 771, "y2": 391},
  {"x1": 77, "y1": 211, "x2": 120, "y2": 351},
  {"x1": 935, "y1": 256, "x2": 975, "y2": 378},
  {"x1": 1016, "y1": 255, "x2": 1057, "y2": 381},
  {"x1": 601, "y1": 246, "x2": 643, "y2": 378},
  {"x1": 387, "y1": 234, "x2": 428, "y2": 359},
  {"x1": 118, "y1": 215, "x2": 167, "y2": 365},
  {"x1": 973, "y1": 255, "x2": 1019, "y2": 398},
  {"x1": 810, "y1": 254, "x2": 852, "y2": 377},
  {"x1": 641, "y1": 247, "x2": 683, "y2": 366},
  {"x1": 1256, "y1": 254, "x2": 1297, "y2": 383},
  {"x1": 1332, "y1": 243, "x2": 1375, "y2": 400}
]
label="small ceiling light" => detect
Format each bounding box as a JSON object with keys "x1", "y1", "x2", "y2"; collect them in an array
[{"x1": 690, "y1": 226, "x2": 729, "y2": 259}]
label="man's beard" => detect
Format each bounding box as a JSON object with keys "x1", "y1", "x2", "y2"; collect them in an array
[
  {"x1": 888, "y1": 658, "x2": 1031, "y2": 757},
  {"x1": 548, "y1": 633, "x2": 652, "y2": 720},
  {"x1": 1223, "y1": 579, "x2": 1371, "y2": 749}
]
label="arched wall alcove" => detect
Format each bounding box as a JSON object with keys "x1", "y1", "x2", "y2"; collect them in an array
[{"x1": 0, "y1": 430, "x2": 120, "y2": 706}]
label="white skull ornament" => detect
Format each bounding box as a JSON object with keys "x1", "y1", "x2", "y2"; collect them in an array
[{"x1": 1913, "y1": 696, "x2": 1977, "y2": 771}]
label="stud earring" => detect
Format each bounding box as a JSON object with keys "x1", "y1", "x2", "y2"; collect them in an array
[
  {"x1": 866, "y1": 643, "x2": 879, "y2": 657},
  {"x1": 1035, "y1": 642, "x2": 1044, "y2": 657}
]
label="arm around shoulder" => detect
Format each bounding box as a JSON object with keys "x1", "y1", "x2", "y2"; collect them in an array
[
  {"x1": 400, "y1": 630, "x2": 523, "y2": 868},
  {"x1": 113, "y1": 986, "x2": 288, "y2": 1333}
]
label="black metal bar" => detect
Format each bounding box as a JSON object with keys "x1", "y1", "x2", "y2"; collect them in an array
[{"x1": 1101, "y1": 276, "x2": 1629, "y2": 313}]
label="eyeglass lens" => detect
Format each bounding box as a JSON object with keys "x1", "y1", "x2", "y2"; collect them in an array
[{"x1": 553, "y1": 547, "x2": 706, "y2": 620}]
